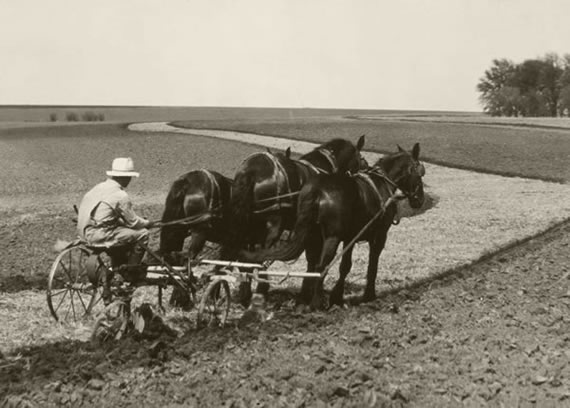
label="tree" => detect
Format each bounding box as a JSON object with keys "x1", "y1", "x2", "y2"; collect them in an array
[
  {"x1": 557, "y1": 54, "x2": 570, "y2": 116},
  {"x1": 478, "y1": 54, "x2": 566, "y2": 117},
  {"x1": 476, "y1": 59, "x2": 518, "y2": 116}
]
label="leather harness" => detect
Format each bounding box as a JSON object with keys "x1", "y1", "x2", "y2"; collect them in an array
[
  {"x1": 297, "y1": 147, "x2": 338, "y2": 175},
  {"x1": 354, "y1": 166, "x2": 401, "y2": 225},
  {"x1": 252, "y1": 153, "x2": 293, "y2": 214},
  {"x1": 200, "y1": 169, "x2": 221, "y2": 215}
]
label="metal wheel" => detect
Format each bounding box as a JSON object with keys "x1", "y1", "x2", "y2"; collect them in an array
[
  {"x1": 196, "y1": 279, "x2": 231, "y2": 329},
  {"x1": 46, "y1": 245, "x2": 106, "y2": 323},
  {"x1": 91, "y1": 299, "x2": 130, "y2": 343}
]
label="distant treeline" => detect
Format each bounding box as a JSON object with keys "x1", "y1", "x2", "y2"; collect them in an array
[
  {"x1": 477, "y1": 53, "x2": 570, "y2": 117},
  {"x1": 50, "y1": 111, "x2": 105, "y2": 122}
]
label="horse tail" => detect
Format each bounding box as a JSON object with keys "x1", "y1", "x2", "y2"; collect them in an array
[
  {"x1": 227, "y1": 169, "x2": 257, "y2": 247},
  {"x1": 240, "y1": 185, "x2": 321, "y2": 263},
  {"x1": 159, "y1": 177, "x2": 190, "y2": 253}
]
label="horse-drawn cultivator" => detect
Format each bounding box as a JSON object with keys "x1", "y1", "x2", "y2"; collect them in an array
[
  {"x1": 46, "y1": 228, "x2": 321, "y2": 341},
  {"x1": 46, "y1": 135, "x2": 426, "y2": 342}
]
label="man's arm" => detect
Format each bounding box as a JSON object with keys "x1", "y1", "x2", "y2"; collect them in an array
[{"x1": 116, "y1": 195, "x2": 150, "y2": 229}]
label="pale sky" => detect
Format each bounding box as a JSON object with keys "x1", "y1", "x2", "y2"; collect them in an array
[{"x1": 1, "y1": 0, "x2": 569, "y2": 111}]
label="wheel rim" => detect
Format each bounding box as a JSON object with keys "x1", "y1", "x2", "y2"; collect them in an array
[
  {"x1": 197, "y1": 280, "x2": 230, "y2": 328},
  {"x1": 47, "y1": 245, "x2": 106, "y2": 323}
]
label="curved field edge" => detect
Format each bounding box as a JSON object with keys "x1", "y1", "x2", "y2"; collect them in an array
[{"x1": 171, "y1": 118, "x2": 570, "y2": 183}]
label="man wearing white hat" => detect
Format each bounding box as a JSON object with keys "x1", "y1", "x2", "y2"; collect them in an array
[{"x1": 77, "y1": 157, "x2": 153, "y2": 302}]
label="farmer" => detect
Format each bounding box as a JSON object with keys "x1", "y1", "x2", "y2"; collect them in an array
[{"x1": 77, "y1": 157, "x2": 153, "y2": 303}]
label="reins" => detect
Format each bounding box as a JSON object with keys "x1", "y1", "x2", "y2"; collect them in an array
[
  {"x1": 149, "y1": 212, "x2": 215, "y2": 229},
  {"x1": 255, "y1": 191, "x2": 300, "y2": 203}
]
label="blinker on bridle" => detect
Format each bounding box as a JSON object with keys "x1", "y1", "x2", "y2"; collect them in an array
[{"x1": 368, "y1": 160, "x2": 425, "y2": 200}]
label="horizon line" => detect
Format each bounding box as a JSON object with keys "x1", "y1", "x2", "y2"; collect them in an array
[{"x1": 0, "y1": 104, "x2": 480, "y2": 114}]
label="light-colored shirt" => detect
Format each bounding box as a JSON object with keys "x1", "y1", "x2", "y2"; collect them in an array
[{"x1": 77, "y1": 179, "x2": 149, "y2": 241}]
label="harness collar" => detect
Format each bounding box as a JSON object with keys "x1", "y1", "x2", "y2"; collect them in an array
[
  {"x1": 298, "y1": 159, "x2": 325, "y2": 175},
  {"x1": 353, "y1": 169, "x2": 401, "y2": 226},
  {"x1": 297, "y1": 147, "x2": 338, "y2": 175},
  {"x1": 354, "y1": 173, "x2": 383, "y2": 206},
  {"x1": 316, "y1": 148, "x2": 338, "y2": 173}
]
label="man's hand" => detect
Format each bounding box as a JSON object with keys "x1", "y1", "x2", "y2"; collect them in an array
[{"x1": 147, "y1": 220, "x2": 164, "y2": 229}]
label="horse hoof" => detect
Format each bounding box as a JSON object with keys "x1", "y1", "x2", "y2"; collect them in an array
[
  {"x1": 361, "y1": 293, "x2": 376, "y2": 303},
  {"x1": 328, "y1": 296, "x2": 344, "y2": 308},
  {"x1": 294, "y1": 304, "x2": 311, "y2": 314},
  {"x1": 310, "y1": 298, "x2": 326, "y2": 311},
  {"x1": 296, "y1": 295, "x2": 311, "y2": 307}
]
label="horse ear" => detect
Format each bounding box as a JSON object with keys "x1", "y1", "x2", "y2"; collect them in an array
[
  {"x1": 397, "y1": 144, "x2": 405, "y2": 153},
  {"x1": 356, "y1": 135, "x2": 365, "y2": 151},
  {"x1": 285, "y1": 147, "x2": 291, "y2": 158},
  {"x1": 412, "y1": 143, "x2": 420, "y2": 160}
]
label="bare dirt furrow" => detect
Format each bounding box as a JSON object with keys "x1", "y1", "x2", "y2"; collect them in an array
[{"x1": 2, "y1": 220, "x2": 569, "y2": 407}]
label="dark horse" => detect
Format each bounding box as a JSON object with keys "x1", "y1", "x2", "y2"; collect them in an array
[
  {"x1": 227, "y1": 136, "x2": 366, "y2": 254},
  {"x1": 226, "y1": 137, "x2": 366, "y2": 300},
  {"x1": 241, "y1": 143, "x2": 425, "y2": 310},
  {"x1": 159, "y1": 169, "x2": 232, "y2": 263}
]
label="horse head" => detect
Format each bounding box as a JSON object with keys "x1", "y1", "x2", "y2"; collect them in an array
[
  {"x1": 378, "y1": 143, "x2": 425, "y2": 209},
  {"x1": 326, "y1": 135, "x2": 366, "y2": 174}
]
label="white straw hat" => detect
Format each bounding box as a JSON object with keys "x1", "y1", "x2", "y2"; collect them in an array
[{"x1": 106, "y1": 157, "x2": 140, "y2": 177}]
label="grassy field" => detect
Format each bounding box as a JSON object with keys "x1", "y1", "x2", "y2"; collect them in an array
[
  {"x1": 174, "y1": 116, "x2": 570, "y2": 183},
  {"x1": 355, "y1": 113, "x2": 570, "y2": 129}
]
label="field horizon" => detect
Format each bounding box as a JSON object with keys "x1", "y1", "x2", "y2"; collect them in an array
[{"x1": 0, "y1": 105, "x2": 481, "y2": 124}]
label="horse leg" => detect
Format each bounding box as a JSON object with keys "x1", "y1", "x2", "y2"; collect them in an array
[
  {"x1": 311, "y1": 236, "x2": 341, "y2": 311},
  {"x1": 219, "y1": 238, "x2": 252, "y2": 307},
  {"x1": 187, "y1": 228, "x2": 207, "y2": 262},
  {"x1": 298, "y1": 227, "x2": 322, "y2": 305},
  {"x1": 264, "y1": 215, "x2": 282, "y2": 248},
  {"x1": 255, "y1": 215, "x2": 283, "y2": 299},
  {"x1": 329, "y1": 243, "x2": 354, "y2": 307},
  {"x1": 169, "y1": 229, "x2": 207, "y2": 310},
  {"x1": 159, "y1": 225, "x2": 187, "y2": 263},
  {"x1": 362, "y1": 231, "x2": 388, "y2": 302}
]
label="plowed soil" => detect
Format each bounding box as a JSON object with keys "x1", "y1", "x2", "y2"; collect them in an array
[{"x1": 2, "y1": 220, "x2": 569, "y2": 407}]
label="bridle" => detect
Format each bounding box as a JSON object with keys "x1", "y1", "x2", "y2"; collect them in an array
[{"x1": 367, "y1": 160, "x2": 425, "y2": 201}]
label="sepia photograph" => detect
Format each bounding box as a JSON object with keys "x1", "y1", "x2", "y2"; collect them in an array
[{"x1": 1, "y1": 0, "x2": 570, "y2": 406}]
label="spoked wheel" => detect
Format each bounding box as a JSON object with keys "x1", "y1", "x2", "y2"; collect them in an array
[
  {"x1": 91, "y1": 299, "x2": 131, "y2": 343},
  {"x1": 47, "y1": 245, "x2": 106, "y2": 323},
  {"x1": 196, "y1": 279, "x2": 231, "y2": 329}
]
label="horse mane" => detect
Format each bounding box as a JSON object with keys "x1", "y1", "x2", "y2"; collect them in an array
[
  {"x1": 318, "y1": 138, "x2": 351, "y2": 154},
  {"x1": 375, "y1": 151, "x2": 408, "y2": 172}
]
